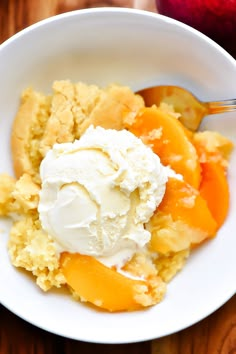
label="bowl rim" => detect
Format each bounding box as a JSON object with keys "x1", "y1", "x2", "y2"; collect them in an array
[
  {"x1": 0, "y1": 7, "x2": 235, "y2": 67},
  {"x1": 0, "y1": 6, "x2": 235, "y2": 345}
]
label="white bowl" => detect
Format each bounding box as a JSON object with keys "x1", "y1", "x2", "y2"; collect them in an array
[{"x1": 0, "y1": 7, "x2": 235, "y2": 344}]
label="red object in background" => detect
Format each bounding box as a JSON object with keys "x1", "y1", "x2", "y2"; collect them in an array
[{"x1": 156, "y1": 0, "x2": 236, "y2": 46}]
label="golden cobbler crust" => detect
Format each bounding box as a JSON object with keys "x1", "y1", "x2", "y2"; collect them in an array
[
  {"x1": 3, "y1": 80, "x2": 232, "y2": 306},
  {"x1": 11, "y1": 89, "x2": 51, "y2": 181},
  {"x1": 11, "y1": 81, "x2": 144, "y2": 183}
]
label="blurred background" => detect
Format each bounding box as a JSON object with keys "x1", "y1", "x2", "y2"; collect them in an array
[
  {"x1": 1, "y1": 0, "x2": 235, "y2": 54},
  {"x1": 56, "y1": 0, "x2": 156, "y2": 12}
]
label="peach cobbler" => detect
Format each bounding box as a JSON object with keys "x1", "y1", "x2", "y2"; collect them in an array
[{"x1": 0, "y1": 81, "x2": 233, "y2": 311}]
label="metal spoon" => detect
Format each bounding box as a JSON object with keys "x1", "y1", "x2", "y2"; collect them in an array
[{"x1": 137, "y1": 85, "x2": 236, "y2": 131}]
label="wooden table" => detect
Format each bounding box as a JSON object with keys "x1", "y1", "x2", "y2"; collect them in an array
[{"x1": 0, "y1": 1, "x2": 235, "y2": 353}]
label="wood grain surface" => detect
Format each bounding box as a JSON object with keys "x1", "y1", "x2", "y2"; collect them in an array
[{"x1": 0, "y1": 1, "x2": 235, "y2": 353}]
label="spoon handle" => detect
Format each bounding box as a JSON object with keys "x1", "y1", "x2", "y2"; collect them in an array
[{"x1": 206, "y1": 99, "x2": 236, "y2": 114}]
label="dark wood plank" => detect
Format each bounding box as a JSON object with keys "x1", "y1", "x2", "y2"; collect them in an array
[
  {"x1": 0, "y1": 305, "x2": 151, "y2": 354},
  {"x1": 152, "y1": 294, "x2": 236, "y2": 354}
]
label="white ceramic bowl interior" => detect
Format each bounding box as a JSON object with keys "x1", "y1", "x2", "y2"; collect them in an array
[{"x1": 0, "y1": 8, "x2": 235, "y2": 344}]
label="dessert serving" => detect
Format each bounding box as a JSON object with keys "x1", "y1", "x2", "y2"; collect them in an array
[{"x1": 0, "y1": 80, "x2": 233, "y2": 312}]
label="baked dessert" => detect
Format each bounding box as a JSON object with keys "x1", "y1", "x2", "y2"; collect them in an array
[
  {"x1": 0, "y1": 80, "x2": 233, "y2": 312},
  {"x1": 11, "y1": 81, "x2": 144, "y2": 182}
]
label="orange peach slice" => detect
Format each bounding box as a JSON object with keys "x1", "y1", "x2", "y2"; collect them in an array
[
  {"x1": 60, "y1": 252, "x2": 165, "y2": 312},
  {"x1": 200, "y1": 162, "x2": 230, "y2": 228},
  {"x1": 159, "y1": 178, "x2": 217, "y2": 234},
  {"x1": 127, "y1": 107, "x2": 201, "y2": 189},
  {"x1": 148, "y1": 178, "x2": 218, "y2": 254}
]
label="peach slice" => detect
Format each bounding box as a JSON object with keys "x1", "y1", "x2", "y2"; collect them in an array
[
  {"x1": 127, "y1": 107, "x2": 201, "y2": 189},
  {"x1": 200, "y1": 162, "x2": 230, "y2": 228},
  {"x1": 149, "y1": 178, "x2": 218, "y2": 254},
  {"x1": 159, "y1": 178, "x2": 217, "y2": 233},
  {"x1": 60, "y1": 252, "x2": 165, "y2": 312}
]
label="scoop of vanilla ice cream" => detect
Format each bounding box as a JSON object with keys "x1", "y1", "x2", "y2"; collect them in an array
[{"x1": 38, "y1": 126, "x2": 169, "y2": 267}]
